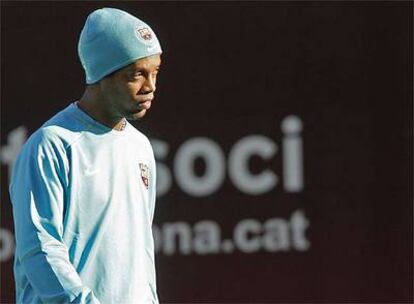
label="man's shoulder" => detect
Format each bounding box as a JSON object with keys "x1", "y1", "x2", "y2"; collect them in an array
[
  {"x1": 127, "y1": 123, "x2": 153, "y2": 151},
  {"x1": 27, "y1": 104, "x2": 85, "y2": 149}
]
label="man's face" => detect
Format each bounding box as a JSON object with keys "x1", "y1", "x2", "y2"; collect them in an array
[{"x1": 99, "y1": 54, "x2": 161, "y2": 121}]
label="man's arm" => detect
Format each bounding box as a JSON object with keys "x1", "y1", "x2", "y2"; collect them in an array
[
  {"x1": 9, "y1": 130, "x2": 100, "y2": 304},
  {"x1": 149, "y1": 150, "x2": 157, "y2": 224}
]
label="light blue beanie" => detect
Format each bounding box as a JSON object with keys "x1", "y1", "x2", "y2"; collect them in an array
[{"x1": 78, "y1": 8, "x2": 162, "y2": 84}]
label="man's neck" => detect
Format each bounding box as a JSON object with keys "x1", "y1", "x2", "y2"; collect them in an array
[{"x1": 78, "y1": 89, "x2": 126, "y2": 131}]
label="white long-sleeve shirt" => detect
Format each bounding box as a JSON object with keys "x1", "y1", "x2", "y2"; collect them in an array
[{"x1": 9, "y1": 102, "x2": 158, "y2": 303}]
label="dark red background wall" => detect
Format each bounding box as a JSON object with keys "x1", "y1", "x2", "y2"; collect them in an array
[{"x1": 1, "y1": 1, "x2": 412, "y2": 303}]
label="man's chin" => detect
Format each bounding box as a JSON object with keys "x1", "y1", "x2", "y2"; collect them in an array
[{"x1": 127, "y1": 109, "x2": 147, "y2": 120}]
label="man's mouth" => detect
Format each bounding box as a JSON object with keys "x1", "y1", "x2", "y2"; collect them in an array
[{"x1": 139, "y1": 99, "x2": 152, "y2": 110}]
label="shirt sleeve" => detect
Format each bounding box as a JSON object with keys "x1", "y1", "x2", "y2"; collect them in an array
[
  {"x1": 149, "y1": 149, "x2": 157, "y2": 224},
  {"x1": 9, "y1": 130, "x2": 100, "y2": 304}
]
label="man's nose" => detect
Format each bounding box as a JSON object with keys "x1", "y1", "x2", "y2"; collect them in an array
[{"x1": 142, "y1": 76, "x2": 156, "y2": 93}]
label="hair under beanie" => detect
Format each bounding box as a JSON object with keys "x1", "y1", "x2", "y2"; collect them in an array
[{"x1": 78, "y1": 8, "x2": 162, "y2": 84}]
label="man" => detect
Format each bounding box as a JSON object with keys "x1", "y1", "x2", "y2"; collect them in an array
[{"x1": 9, "y1": 8, "x2": 162, "y2": 303}]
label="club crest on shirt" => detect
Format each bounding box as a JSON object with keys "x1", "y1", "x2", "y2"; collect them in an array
[{"x1": 139, "y1": 163, "x2": 149, "y2": 189}]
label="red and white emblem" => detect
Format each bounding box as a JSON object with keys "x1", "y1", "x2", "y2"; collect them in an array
[
  {"x1": 136, "y1": 27, "x2": 153, "y2": 41},
  {"x1": 139, "y1": 163, "x2": 149, "y2": 189}
]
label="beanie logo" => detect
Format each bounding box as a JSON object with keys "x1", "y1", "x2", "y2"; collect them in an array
[{"x1": 136, "y1": 27, "x2": 153, "y2": 42}]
